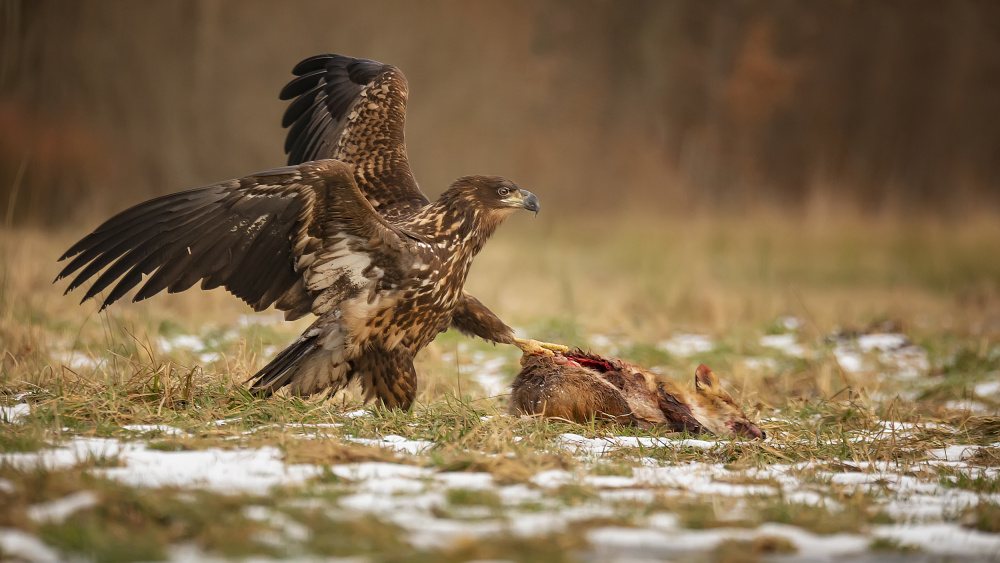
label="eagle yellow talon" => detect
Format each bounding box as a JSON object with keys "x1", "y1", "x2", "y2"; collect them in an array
[{"x1": 514, "y1": 338, "x2": 570, "y2": 357}]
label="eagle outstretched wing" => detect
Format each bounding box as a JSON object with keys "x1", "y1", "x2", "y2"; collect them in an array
[
  {"x1": 55, "y1": 160, "x2": 418, "y2": 319},
  {"x1": 280, "y1": 54, "x2": 429, "y2": 215}
]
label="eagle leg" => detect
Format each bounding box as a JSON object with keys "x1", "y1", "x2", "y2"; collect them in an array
[
  {"x1": 513, "y1": 338, "x2": 570, "y2": 357},
  {"x1": 450, "y1": 293, "x2": 570, "y2": 356}
]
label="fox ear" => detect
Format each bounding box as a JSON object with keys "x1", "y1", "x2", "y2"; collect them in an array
[{"x1": 694, "y1": 365, "x2": 721, "y2": 392}]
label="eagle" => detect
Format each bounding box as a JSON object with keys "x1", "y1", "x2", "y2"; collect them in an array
[{"x1": 55, "y1": 54, "x2": 566, "y2": 410}]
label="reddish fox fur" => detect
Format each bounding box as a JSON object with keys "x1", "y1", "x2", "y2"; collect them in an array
[{"x1": 510, "y1": 350, "x2": 764, "y2": 439}]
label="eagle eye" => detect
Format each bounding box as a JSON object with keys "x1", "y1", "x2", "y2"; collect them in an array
[{"x1": 497, "y1": 186, "x2": 511, "y2": 197}]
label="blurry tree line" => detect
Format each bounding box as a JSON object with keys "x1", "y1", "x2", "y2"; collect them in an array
[{"x1": 1, "y1": 0, "x2": 998, "y2": 226}]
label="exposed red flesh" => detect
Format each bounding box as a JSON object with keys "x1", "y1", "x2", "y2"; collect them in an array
[{"x1": 565, "y1": 353, "x2": 615, "y2": 373}]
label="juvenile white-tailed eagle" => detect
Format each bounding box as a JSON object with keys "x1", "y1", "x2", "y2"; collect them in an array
[{"x1": 55, "y1": 54, "x2": 565, "y2": 409}]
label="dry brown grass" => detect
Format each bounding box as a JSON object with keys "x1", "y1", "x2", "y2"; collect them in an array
[
  {"x1": 2, "y1": 211, "x2": 1000, "y2": 561},
  {"x1": 4, "y1": 211, "x2": 1000, "y2": 405}
]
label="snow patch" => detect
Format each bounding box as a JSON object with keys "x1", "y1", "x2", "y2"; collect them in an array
[
  {"x1": 1, "y1": 403, "x2": 30, "y2": 424},
  {"x1": 459, "y1": 353, "x2": 508, "y2": 398},
  {"x1": 26, "y1": 491, "x2": 99, "y2": 524},
  {"x1": 657, "y1": 334, "x2": 714, "y2": 357},
  {"x1": 0, "y1": 438, "x2": 322, "y2": 493},
  {"x1": 0, "y1": 528, "x2": 61, "y2": 562},
  {"x1": 558, "y1": 433, "x2": 717, "y2": 456},
  {"x1": 974, "y1": 378, "x2": 1000, "y2": 397},
  {"x1": 51, "y1": 350, "x2": 98, "y2": 370},
  {"x1": 759, "y1": 334, "x2": 805, "y2": 357},
  {"x1": 158, "y1": 334, "x2": 205, "y2": 353},
  {"x1": 344, "y1": 435, "x2": 435, "y2": 455}
]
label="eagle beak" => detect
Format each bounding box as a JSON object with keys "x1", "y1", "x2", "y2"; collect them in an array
[
  {"x1": 501, "y1": 188, "x2": 540, "y2": 216},
  {"x1": 520, "y1": 190, "x2": 540, "y2": 216}
]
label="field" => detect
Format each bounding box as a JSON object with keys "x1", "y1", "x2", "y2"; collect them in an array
[{"x1": 2, "y1": 213, "x2": 1000, "y2": 562}]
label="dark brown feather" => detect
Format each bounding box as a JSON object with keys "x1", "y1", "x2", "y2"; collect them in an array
[
  {"x1": 56, "y1": 160, "x2": 414, "y2": 315},
  {"x1": 450, "y1": 291, "x2": 515, "y2": 344},
  {"x1": 279, "y1": 54, "x2": 429, "y2": 216}
]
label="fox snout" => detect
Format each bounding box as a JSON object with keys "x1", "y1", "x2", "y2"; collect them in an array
[{"x1": 728, "y1": 420, "x2": 766, "y2": 440}]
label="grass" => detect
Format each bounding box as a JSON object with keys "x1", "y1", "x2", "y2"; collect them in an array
[{"x1": 2, "y1": 213, "x2": 1000, "y2": 560}]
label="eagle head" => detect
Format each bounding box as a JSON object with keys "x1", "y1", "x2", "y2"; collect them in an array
[
  {"x1": 446, "y1": 176, "x2": 540, "y2": 217},
  {"x1": 428, "y1": 176, "x2": 541, "y2": 252}
]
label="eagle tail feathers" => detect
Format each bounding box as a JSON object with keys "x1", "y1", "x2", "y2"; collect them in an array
[{"x1": 248, "y1": 332, "x2": 321, "y2": 396}]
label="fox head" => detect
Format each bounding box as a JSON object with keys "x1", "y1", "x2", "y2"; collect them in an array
[{"x1": 685, "y1": 365, "x2": 765, "y2": 439}]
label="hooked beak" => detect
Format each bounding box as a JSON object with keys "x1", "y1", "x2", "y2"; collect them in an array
[{"x1": 503, "y1": 189, "x2": 540, "y2": 216}]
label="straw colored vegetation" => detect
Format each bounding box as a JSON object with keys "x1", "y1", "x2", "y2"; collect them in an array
[{"x1": 2, "y1": 213, "x2": 1000, "y2": 561}]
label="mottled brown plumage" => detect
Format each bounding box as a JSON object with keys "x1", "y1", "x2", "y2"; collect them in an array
[
  {"x1": 510, "y1": 351, "x2": 765, "y2": 439},
  {"x1": 55, "y1": 54, "x2": 561, "y2": 410}
]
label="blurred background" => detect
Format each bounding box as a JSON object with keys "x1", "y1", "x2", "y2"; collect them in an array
[
  {"x1": 2, "y1": 0, "x2": 1000, "y2": 226},
  {"x1": 1, "y1": 0, "x2": 1000, "y2": 419}
]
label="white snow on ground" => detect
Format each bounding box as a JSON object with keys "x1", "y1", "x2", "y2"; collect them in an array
[
  {"x1": 589, "y1": 523, "x2": 870, "y2": 558},
  {"x1": 874, "y1": 523, "x2": 1000, "y2": 556},
  {"x1": 0, "y1": 528, "x2": 62, "y2": 562},
  {"x1": 26, "y1": 491, "x2": 99, "y2": 523},
  {"x1": 1, "y1": 403, "x2": 30, "y2": 423},
  {"x1": 531, "y1": 469, "x2": 572, "y2": 489},
  {"x1": 740, "y1": 357, "x2": 779, "y2": 372},
  {"x1": 831, "y1": 333, "x2": 930, "y2": 378},
  {"x1": 558, "y1": 433, "x2": 716, "y2": 456},
  {"x1": 157, "y1": 334, "x2": 228, "y2": 363},
  {"x1": 759, "y1": 333, "x2": 805, "y2": 357},
  {"x1": 657, "y1": 334, "x2": 714, "y2": 357},
  {"x1": 3, "y1": 419, "x2": 1000, "y2": 558},
  {"x1": 8, "y1": 332, "x2": 998, "y2": 559},
  {"x1": 158, "y1": 334, "x2": 206, "y2": 353},
  {"x1": 51, "y1": 350, "x2": 98, "y2": 371},
  {"x1": 777, "y1": 316, "x2": 803, "y2": 331},
  {"x1": 975, "y1": 378, "x2": 1000, "y2": 397},
  {"x1": 1, "y1": 437, "x2": 129, "y2": 471},
  {"x1": 459, "y1": 352, "x2": 509, "y2": 397},
  {"x1": 590, "y1": 520, "x2": 1000, "y2": 559},
  {"x1": 833, "y1": 344, "x2": 866, "y2": 373},
  {"x1": 344, "y1": 435, "x2": 436, "y2": 455},
  {"x1": 101, "y1": 445, "x2": 323, "y2": 492},
  {"x1": 242, "y1": 505, "x2": 312, "y2": 543},
  {"x1": 945, "y1": 399, "x2": 994, "y2": 414},
  {"x1": 587, "y1": 333, "x2": 635, "y2": 356},
  {"x1": 927, "y1": 444, "x2": 984, "y2": 461},
  {"x1": 0, "y1": 437, "x2": 322, "y2": 493}
]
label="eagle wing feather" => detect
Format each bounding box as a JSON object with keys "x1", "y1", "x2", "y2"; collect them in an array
[
  {"x1": 56, "y1": 159, "x2": 418, "y2": 318},
  {"x1": 280, "y1": 54, "x2": 430, "y2": 215}
]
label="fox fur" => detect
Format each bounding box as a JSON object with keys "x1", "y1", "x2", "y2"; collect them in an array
[{"x1": 510, "y1": 350, "x2": 764, "y2": 439}]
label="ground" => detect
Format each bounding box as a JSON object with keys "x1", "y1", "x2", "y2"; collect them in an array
[{"x1": 2, "y1": 213, "x2": 1000, "y2": 562}]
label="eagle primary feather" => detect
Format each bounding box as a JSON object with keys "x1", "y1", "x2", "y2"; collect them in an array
[{"x1": 56, "y1": 54, "x2": 563, "y2": 410}]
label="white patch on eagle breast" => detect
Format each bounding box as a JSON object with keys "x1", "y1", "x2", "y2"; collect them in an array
[{"x1": 305, "y1": 237, "x2": 373, "y2": 293}]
